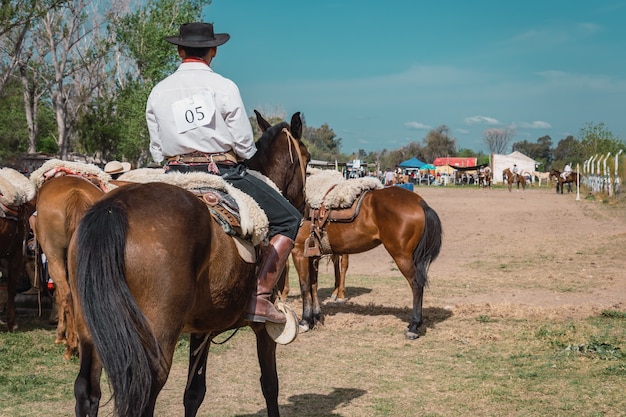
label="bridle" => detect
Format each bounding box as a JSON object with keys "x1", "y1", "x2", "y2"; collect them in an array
[{"x1": 282, "y1": 127, "x2": 308, "y2": 211}]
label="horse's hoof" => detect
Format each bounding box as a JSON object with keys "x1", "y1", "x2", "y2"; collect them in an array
[
  {"x1": 299, "y1": 322, "x2": 310, "y2": 333},
  {"x1": 405, "y1": 330, "x2": 419, "y2": 340},
  {"x1": 266, "y1": 302, "x2": 299, "y2": 345}
]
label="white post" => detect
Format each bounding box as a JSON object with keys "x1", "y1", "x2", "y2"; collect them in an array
[
  {"x1": 616, "y1": 150, "x2": 623, "y2": 197},
  {"x1": 605, "y1": 152, "x2": 612, "y2": 197},
  {"x1": 576, "y1": 163, "x2": 581, "y2": 200}
]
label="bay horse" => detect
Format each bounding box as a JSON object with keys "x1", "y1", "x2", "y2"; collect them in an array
[
  {"x1": 502, "y1": 168, "x2": 525, "y2": 191},
  {"x1": 550, "y1": 168, "x2": 579, "y2": 194},
  {"x1": 478, "y1": 168, "x2": 492, "y2": 188},
  {"x1": 32, "y1": 173, "x2": 106, "y2": 359},
  {"x1": 68, "y1": 112, "x2": 309, "y2": 417},
  {"x1": 292, "y1": 186, "x2": 442, "y2": 339},
  {"x1": 0, "y1": 168, "x2": 36, "y2": 331}
]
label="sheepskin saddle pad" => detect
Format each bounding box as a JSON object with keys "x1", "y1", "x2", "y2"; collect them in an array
[
  {"x1": 0, "y1": 167, "x2": 36, "y2": 218},
  {"x1": 29, "y1": 159, "x2": 114, "y2": 193},
  {"x1": 306, "y1": 167, "x2": 383, "y2": 222},
  {"x1": 117, "y1": 169, "x2": 269, "y2": 248},
  {"x1": 306, "y1": 167, "x2": 383, "y2": 210}
]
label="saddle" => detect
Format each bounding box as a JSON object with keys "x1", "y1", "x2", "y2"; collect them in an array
[
  {"x1": 303, "y1": 189, "x2": 369, "y2": 257},
  {"x1": 303, "y1": 169, "x2": 383, "y2": 257},
  {"x1": 117, "y1": 170, "x2": 269, "y2": 263}
]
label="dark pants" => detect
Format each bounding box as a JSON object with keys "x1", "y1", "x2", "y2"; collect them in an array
[{"x1": 167, "y1": 163, "x2": 302, "y2": 240}]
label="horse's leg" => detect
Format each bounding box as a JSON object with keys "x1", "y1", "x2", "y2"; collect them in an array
[
  {"x1": 331, "y1": 254, "x2": 349, "y2": 302},
  {"x1": 46, "y1": 257, "x2": 68, "y2": 344},
  {"x1": 329, "y1": 255, "x2": 341, "y2": 301},
  {"x1": 309, "y1": 259, "x2": 322, "y2": 325},
  {"x1": 251, "y1": 324, "x2": 280, "y2": 417},
  {"x1": 278, "y1": 266, "x2": 289, "y2": 298},
  {"x1": 184, "y1": 333, "x2": 210, "y2": 417},
  {"x1": 292, "y1": 250, "x2": 314, "y2": 331},
  {"x1": 73, "y1": 339, "x2": 103, "y2": 417}
]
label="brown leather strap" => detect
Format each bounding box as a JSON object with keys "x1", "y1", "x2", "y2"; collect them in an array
[{"x1": 167, "y1": 150, "x2": 238, "y2": 164}]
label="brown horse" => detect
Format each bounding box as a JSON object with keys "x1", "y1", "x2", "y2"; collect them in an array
[
  {"x1": 550, "y1": 169, "x2": 579, "y2": 194},
  {"x1": 32, "y1": 174, "x2": 105, "y2": 359},
  {"x1": 478, "y1": 168, "x2": 492, "y2": 188},
  {"x1": 68, "y1": 112, "x2": 309, "y2": 417},
  {"x1": 0, "y1": 168, "x2": 36, "y2": 332},
  {"x1": 502, "y1": 168, "x2": 526, "y2": 191},
  {"x1": 292, "y1": 186, "x2": 442, "y2": 339}
]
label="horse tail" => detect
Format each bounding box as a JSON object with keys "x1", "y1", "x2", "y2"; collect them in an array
[
  {"x1": 412, "y1": 199, "x2": 443, "y2": 289},
  {"x1": 75, "y1": 199, "x2": 165, "y2": 417}
]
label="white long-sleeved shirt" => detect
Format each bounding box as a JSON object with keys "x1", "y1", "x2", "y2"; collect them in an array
[{"x1": 146, "y1": 62, "x2": 256, "y2": 163}]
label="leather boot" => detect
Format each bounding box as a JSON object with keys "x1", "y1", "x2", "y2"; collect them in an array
[{"x1": 246, "y1": 234, "x2": 294, "y2": 324}]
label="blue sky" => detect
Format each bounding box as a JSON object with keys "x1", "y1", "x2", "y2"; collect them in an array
[{"x1": 202, "y1": 1, "x2": 626, "y2": 154}]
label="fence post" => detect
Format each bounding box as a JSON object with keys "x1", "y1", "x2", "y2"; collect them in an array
[{"x1": 576, "y1": 163, "x2": 580, "y2": 201}]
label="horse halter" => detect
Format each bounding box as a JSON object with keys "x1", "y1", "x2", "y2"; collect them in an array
[{"x1": 282, "y1": 127, "x2": 307, "y2": 209}]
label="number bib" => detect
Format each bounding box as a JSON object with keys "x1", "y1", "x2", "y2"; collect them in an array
[{"x1": 172, "y1": 93, "x2": 216, "y2": 133}]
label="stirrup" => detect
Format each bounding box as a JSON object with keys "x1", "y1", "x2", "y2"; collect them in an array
[
  {"x1": 303, "y1": 235, "x2": 321, "y2": 257},
  {"x1": 265, "y1": 302, "x2": 299, "y2": 345}
]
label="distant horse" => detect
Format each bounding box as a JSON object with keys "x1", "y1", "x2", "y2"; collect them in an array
[
  {"x1": 292, "y1": 186, "x2": 442, "y2": 339},
  {"x1": 532, "y1": 171, "x2": 551, "y2": 187},
  {"x1": 0, "y1": 168, "x2": 36, "y2": 331},
  {"x1": 550, "y1": 169, "x2": 579, "y2": 194},
  {"x1": 502, "y1": 168, "x2": 526, "y2": 192},
  {"x1": 478, "y1": 169, "x2": 492, "y2": 188},
  {"x1": 68, "y1": 112, "x2": 309, "y2": 417},
  {"x1": 31, "y1": 173, "x2": 106, "y2": 359}
]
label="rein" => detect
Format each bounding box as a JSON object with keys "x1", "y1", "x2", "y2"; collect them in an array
[
  {"x1": 185, "y1": 329, "x2": 240, "y2": 391},
  {"x1": 282, "y1": 127, "x2": 307, "y2": 206}
]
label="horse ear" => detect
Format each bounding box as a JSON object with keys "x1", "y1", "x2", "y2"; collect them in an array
[
  {"x1": 290, "y1": 112, "x2": 302, "y2": 139},
  {"x1": 254, "y1": 110, "x2": 272, "y2": 132}
]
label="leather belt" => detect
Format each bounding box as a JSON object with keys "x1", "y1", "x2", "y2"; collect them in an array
[{"x1": 167, "y1": 151, "x2": 238, "y2": 164}]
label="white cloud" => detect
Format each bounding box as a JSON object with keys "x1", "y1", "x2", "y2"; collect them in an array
[
  {"x1": 464, "y1": 116, "x2": 501, "y2": 125},
  {"x1": 455, "y1": 128, "x2": 470, "y2": 135},
  {"x1": 405, "y1": 121, "x2": 431, "y2": 130},
  {"x1": 518, "y1": 121, "x2": 552, "y2": 129}
]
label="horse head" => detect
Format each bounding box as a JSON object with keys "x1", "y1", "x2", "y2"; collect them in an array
[{"x1": 248, "y1": 111, "x2": 310, "y2": 214}]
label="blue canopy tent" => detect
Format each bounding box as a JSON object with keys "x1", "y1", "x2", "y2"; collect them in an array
[{"x1": 398, "y1": 157, "x2": 425, "y2": 169}]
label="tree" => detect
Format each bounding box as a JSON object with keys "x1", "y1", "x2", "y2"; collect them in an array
[
  {"x1": 483, "y1": 127, "x2": 515, "y2": 155},
  {"x1": 578, "y1": 122, "x2": 625, "y2": 158},
  {"x1": 422, "y1": 125, "x2": 456, "y2": 163},
  {"x1": 552, "y1": 135, "x2": 582, "y2": 169},
  {"x1": 0, "y1": 1, "x2": 69, "y2": 96},
  {"x1": 108, "y1": 0, "x2": 205, "y2": 165},
  {"x1": 512, "y1": 135, "x2": 552, "y2": 170}
]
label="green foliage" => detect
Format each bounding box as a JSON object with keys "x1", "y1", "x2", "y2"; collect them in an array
[
  {"x1": 0, "y1": 81, "x2": 29, "y2": 159},
  {"x1": 512, "y1": 135, "x2": 553, "y2": 169},
  {"x1": 578, "y1": 122, "x2": 625, "y2": 156},
  {"x1": 114, "y1": 0, "x2": 205, "y2": 85},
  {"x1": 421, "y1": 125, "x2": 457, "y2": 163},
  {"x1": 303, "y1": 122, "x2": 342, "y2": 162}
]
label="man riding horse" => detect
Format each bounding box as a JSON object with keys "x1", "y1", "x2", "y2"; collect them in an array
[{"x1": 146, "y1": 22, "x2": 302, "y2": 324}]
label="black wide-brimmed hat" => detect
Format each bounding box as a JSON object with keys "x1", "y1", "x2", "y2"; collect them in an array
[{"x1": 164, "y1": 22, "x2": 230, "y2": 48}]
